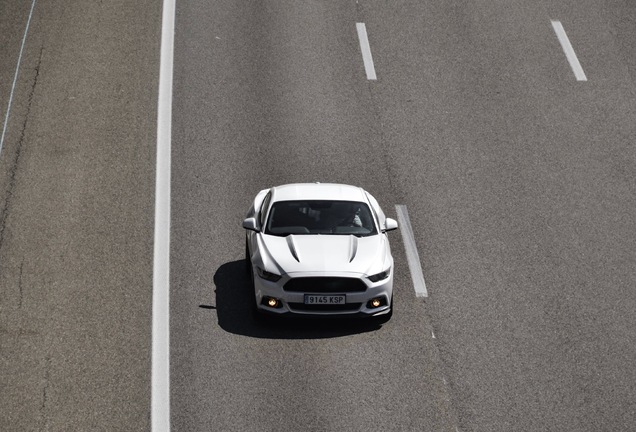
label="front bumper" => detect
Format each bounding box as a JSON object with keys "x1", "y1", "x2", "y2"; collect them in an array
[{"x1": 252, "y1": 270, "x2": 393, "y2": 317}]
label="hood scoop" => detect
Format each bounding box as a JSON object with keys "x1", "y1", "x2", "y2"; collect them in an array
[
  {"x1": 348, "y1": 235, "x2": 358, "y2": 262},
  {"x1": 262, "y1": 234, "x2": 382, "y2": 274},
  {"x1": 286, "y1": 235, "x2": 300, "y2": 262},
  {"x1": 285, "y1": 235, "x2": 358, "y2": 263}
]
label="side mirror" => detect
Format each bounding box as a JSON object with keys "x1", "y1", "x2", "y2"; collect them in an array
[
  {"x1": 383, "y1": 218, "x2": 398, "y2": 232},
  {"x1": 242, "y1": 217, "x2": 259, "y2": 232}
]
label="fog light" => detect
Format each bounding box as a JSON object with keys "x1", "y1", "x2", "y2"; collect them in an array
[
  {"x1": 367, "y1": 297, "x2": 387, "y2": 309},
  {"x1": 262, "y1": 297, "x2": 282, "y2": 308}
]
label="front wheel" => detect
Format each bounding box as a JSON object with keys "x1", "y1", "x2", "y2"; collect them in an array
[{"x1": 245, "y1": 237, "x2": 251, "y2": 274}]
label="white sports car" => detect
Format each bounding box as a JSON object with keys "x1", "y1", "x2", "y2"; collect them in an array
[{"x1": 243, "y1": 183, "x2": 398, "y2": 322}]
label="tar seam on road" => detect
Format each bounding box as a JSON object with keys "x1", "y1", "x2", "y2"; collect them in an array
[
  {"x1": 551, "y1": 20, "x2": 587, "y2": 81},
  {"x1": 0, "y1": 0, "x2": 37, "y2": 160},
  {"x1": 152, "y1": 0, "x2": 175, "y2": 431},
  {"x1": 395, "y1": 205, "x2": 428, "y2": 297},
  {"x1": 356, "y1": 23, "x2": 377, "y2": 80}
]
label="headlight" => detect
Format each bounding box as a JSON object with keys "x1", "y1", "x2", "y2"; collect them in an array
[
  {"x1": 256, "y1": 267, "x2": 282, "y2": 282},
  {"x1": 367, "y1": 269, "x2": 390, "y2": 282}
]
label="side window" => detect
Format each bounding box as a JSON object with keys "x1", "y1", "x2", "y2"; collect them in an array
[{"x1": 259, "y1": 192, "x2": 272, "y2": 228}]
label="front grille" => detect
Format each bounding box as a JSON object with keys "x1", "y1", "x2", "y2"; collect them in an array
[
  {"x1": 288, "y1": 302, "x2": 362, "y2": 312},
  {"x1": 283, "y1": 277, "x2": 367, "y2": 293}
]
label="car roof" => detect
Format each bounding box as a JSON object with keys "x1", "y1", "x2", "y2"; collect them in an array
[{"x1": 270, "y1": 183, "x2": 368, "y2": 203}]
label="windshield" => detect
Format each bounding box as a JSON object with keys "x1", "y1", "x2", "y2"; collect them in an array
[{"x1": 264, "y1": 200, "x2": 378, "y2": 236}]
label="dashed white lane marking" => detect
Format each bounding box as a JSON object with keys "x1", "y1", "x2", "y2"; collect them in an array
[
  {"x1": 551, "y1": 20, "x2": 587, "y2": 81},
  {"x1": 356, "y1": 23, "x2": 377, "y2": 80},
  {"x1": 395, "y1": 205, "x2": 428, "y2": 297},
  {"x1": 152, "y1": 0, "x2": 175, "y2": 431},
  {"x1": 0, "y1": 0, "x2": 37, "y2": 159}
]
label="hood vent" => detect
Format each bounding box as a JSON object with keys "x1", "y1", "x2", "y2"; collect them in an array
[
  {"x1": 348, "y1": 235, "x2": 358, "y2": 262},
  {"x1": 286, "y1": 235, "x2": 300, "y2": 262},
  {"x1": 282, "y1": 234, "x2": 362, "y2": 265}
]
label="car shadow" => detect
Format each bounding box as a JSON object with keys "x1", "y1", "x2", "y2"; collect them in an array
[{"x1": 211, "y1": 259, "x2": 383, "y2": 339}]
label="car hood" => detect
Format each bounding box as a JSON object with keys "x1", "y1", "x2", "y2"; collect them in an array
[{"x1": 259, "y1": 234, "x2": 389, "y2": 275}]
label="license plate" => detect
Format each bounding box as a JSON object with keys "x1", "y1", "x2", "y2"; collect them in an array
[{"x1": 304, "y1": 295, "x2": 346, "y2": 305}]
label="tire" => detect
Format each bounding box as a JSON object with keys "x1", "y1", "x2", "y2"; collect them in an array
[
  {"x1": 245, "y1": 237, "x2": 251, "y2": 274},
  {"x1": 252, "y1": 303, "x2": 265, "y2": 322}
]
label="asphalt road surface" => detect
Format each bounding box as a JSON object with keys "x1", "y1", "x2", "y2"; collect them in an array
[
  {"x1": 0, "y1": 1, "x2": 159, "y2": 430},
  {"x1": 2, "y1": 0, "x2": 636, "y2": 431}
]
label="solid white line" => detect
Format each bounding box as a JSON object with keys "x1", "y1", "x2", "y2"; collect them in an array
[
  {"x1": 551, "y1": 20, "x2": 587, "y2": 81},
  {"x1": 0, "y1": 0, "x2": 37, "y2": 159},
  {"x1": 356, "y1": 23, "x2": 377, "y2": 80},
  {"x1": 152, "y1": 0, "x2": 175, "y2": 431},
  {"x1": 395, "y1": 205, "x2": 428, "y2": 298}
]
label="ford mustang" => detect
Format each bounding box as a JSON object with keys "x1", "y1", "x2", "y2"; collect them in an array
[{"x1": 243, "y1": 183, "x2": 398, "y2": 322}]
